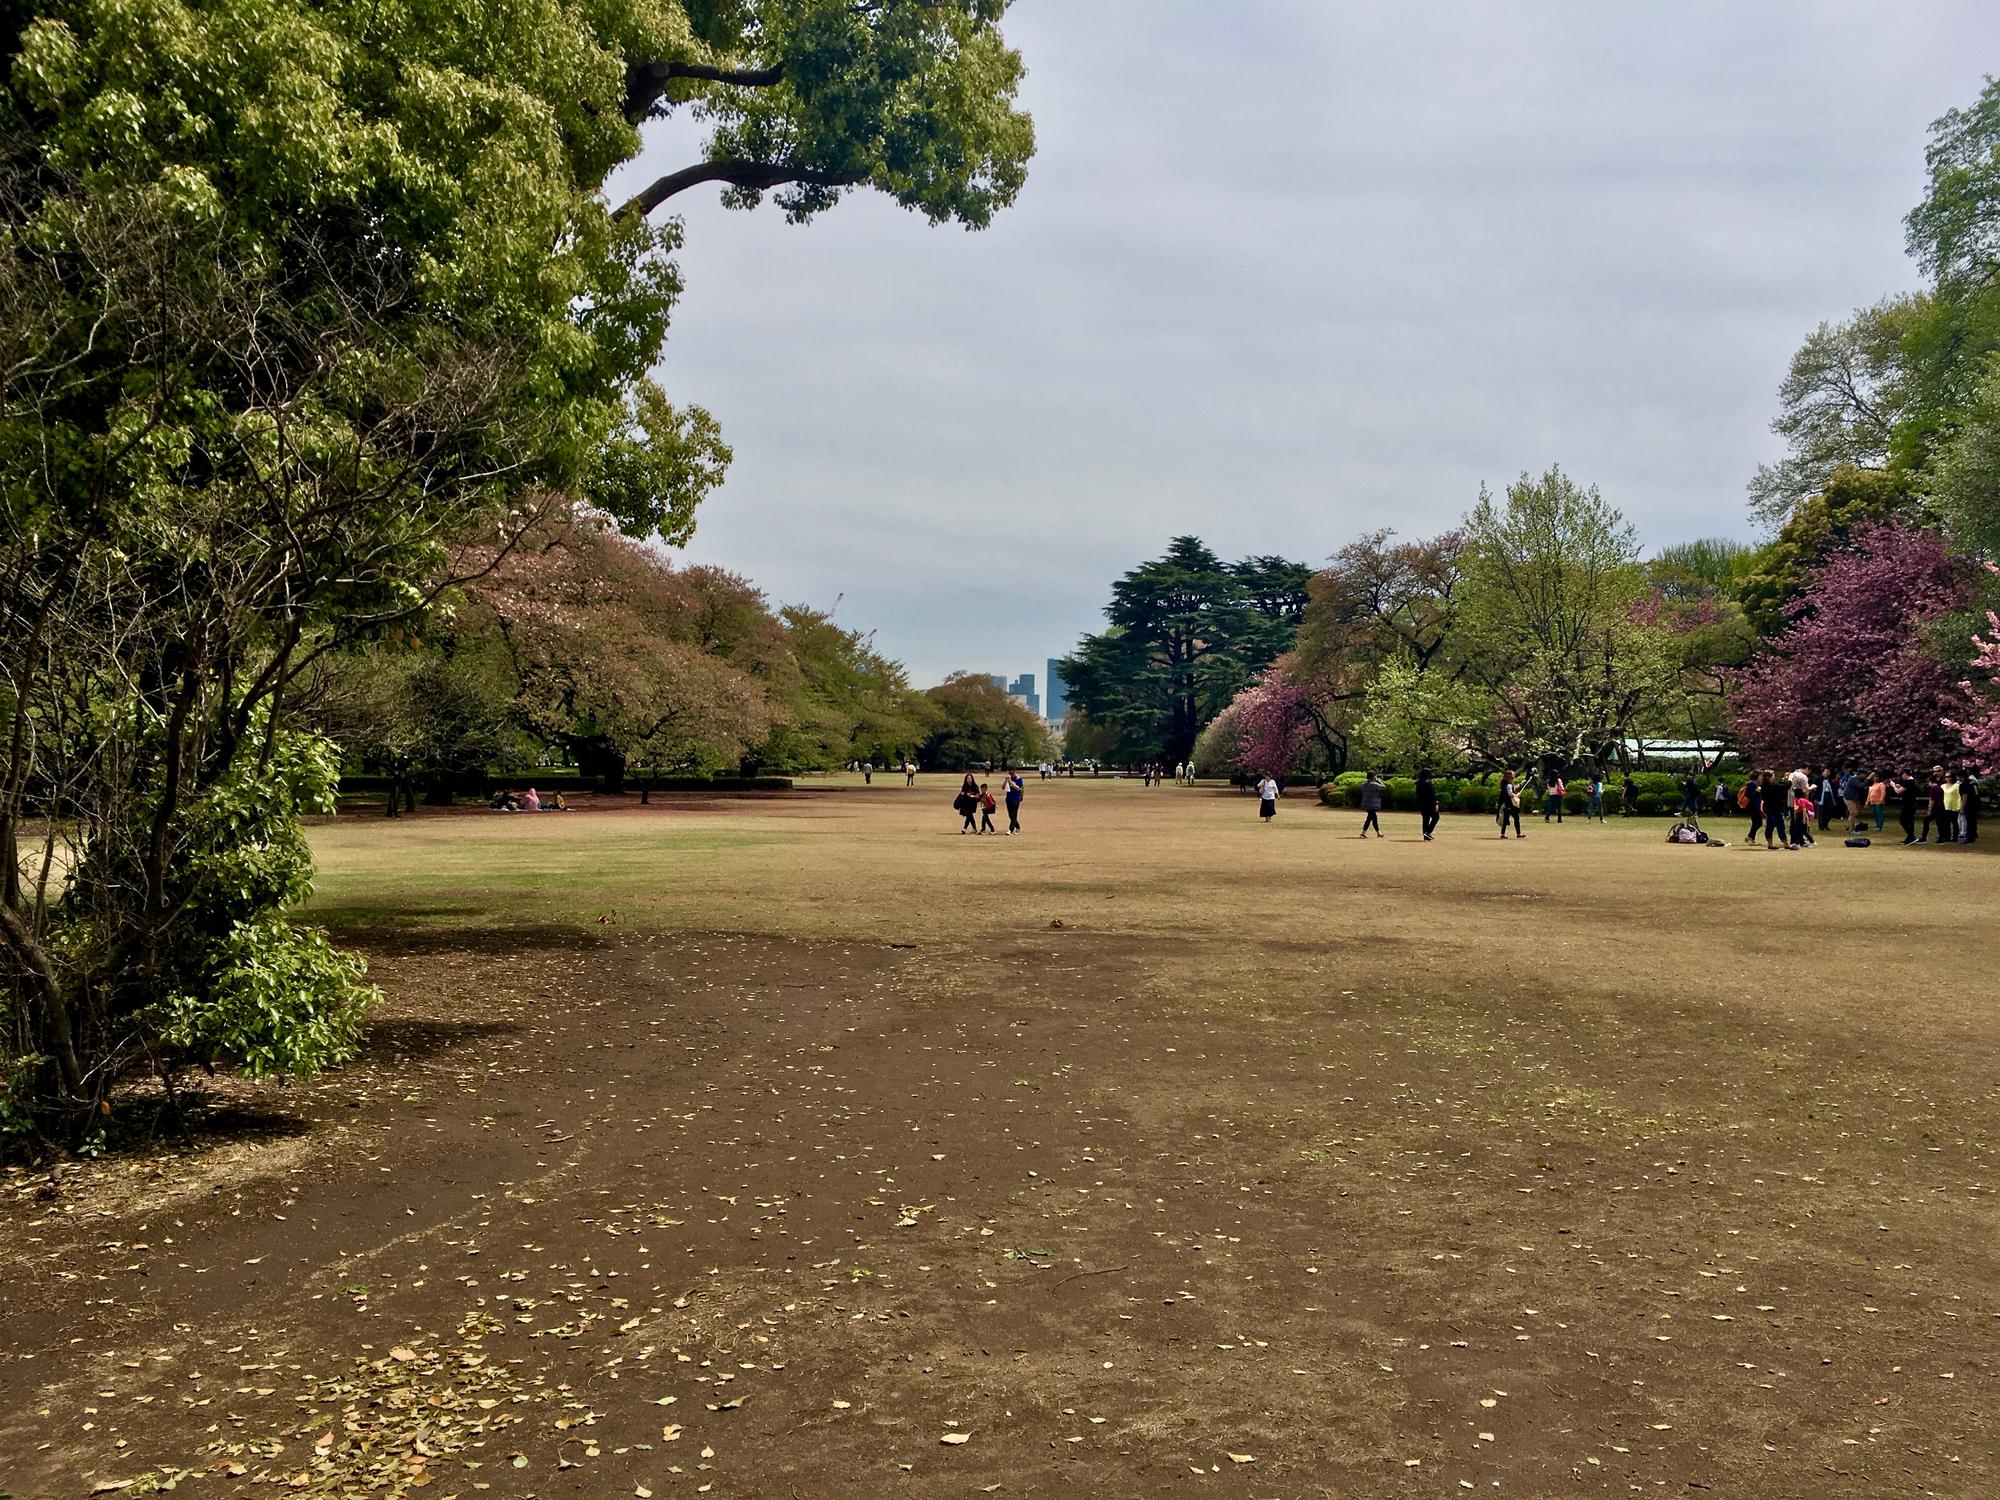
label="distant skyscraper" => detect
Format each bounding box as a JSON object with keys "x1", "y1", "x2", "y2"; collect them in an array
[
  {"x1": 1006, "y1": 672, "x2": 1039, "y2": 718},
  {"x1": 988, "y1": 673, "x2": 1008, "y2": 692},
  {"x1": 1045, "y1": 658, "x2": 1069, "y2": 723}
]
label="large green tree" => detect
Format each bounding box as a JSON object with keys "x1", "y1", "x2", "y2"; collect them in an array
[
  {"x1": 1363, "y1": 470, "x2": 1678, "y2": 773},
  {"x1": 0, "y1": 0, "x2": 1033, "y2": 1142},
  {"x1": 1061, "y1": 538, "x2": 1309, "y2": 767}
]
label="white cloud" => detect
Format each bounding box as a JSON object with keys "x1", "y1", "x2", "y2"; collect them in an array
[{"x1": 624, "y1": 1, "x2": 2000, "y2": 685}]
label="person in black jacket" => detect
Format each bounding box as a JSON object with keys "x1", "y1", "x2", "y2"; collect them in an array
[
  {"x1": 1416, "y1": 769, "x2": 1441, "y2": 841},
  {"x1": 1894, "y1": 772, "x2": 1920, "y2": 845},
  {"x1": 1744, "y1": 772, "x2": 1766, "y2": 844}
]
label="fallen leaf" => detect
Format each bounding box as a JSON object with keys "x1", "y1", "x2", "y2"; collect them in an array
[
  {"x1": 941, "y1": 1431, "x2": 972, "y2": 1446},
  {"x1": 1226, "y1": 1452, "x2": 1255, "y2": 1464}
]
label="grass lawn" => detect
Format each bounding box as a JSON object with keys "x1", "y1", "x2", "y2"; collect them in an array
[{"x1": 3, "y1": 777, "x2": 1994, "y2": 1498}]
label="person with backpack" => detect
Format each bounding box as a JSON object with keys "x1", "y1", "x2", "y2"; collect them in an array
[
  {"x1": 1358, "y1": 769, "x2": 1386, "y2": 838},
  {"x1": 1497, "y1": 771, "x2": 1524, "y2": 839},
  {"x1": 977, "y1": 782, "x2": 998, "y2": 834},
  {"x1": 1790, "y1": 785, "x2": 1817, "y2": 849}
]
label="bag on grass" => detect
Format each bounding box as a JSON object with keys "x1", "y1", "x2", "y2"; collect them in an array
[{"x1": 1844, "y1": 836, "x2": 1871, "y2": 848}]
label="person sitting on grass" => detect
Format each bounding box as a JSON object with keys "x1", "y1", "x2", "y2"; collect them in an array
[
  {"x1": 523, "y1": 786, "x2": 541, "y2": 813},
  {"x1": 489, "y1": 789, "x2": 522, "y2": 812},
  {"x1": 549, "y1": 791, "x2": 570, "y2": 811}
]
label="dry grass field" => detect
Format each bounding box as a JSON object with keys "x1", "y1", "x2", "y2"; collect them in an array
[{"x1": 2, "y1": 776, "x2": 1994, "y2": 1498}]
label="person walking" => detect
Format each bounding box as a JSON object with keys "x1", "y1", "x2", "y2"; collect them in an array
[
  {"x1": 1257, "y1": 773, "x2": 1279, "y2": 822},
  {"x1": 1713, "y1": 776, "x2": 1731, "y2": 816},
  {"x1": 1920, "y1": 769, "x2": 1946, "y2": 845},
  {"x1": 905, "y1": 760, "x2": 917, "y2": 787},
  {"x1": 957, "y1": 772, "x2": 980, "y2": 834},
  {"x1": 1680, "y1": 771, "x2": 1701, "y2": 817},
  {"x1": 1416, "y1": 769, "x2": 1441, "y2": 841},
  {"x1": 1498, "y1": 772, "x2": 1525, "y2": 839},
  {"x1": 1359, "y1": 769, "x2": 1386, "y2": 838},
  {"x1": 1816, "y1": 767, "x2": 1839, "y2": 832},
  {"x1": 1744, "y1": 771, "x2": 1767, "y2": 845},
  {"x1": 1894, "y1": 772, "x2": 1919, "y2": 844},
  {"x1": 1762, "y1": 771, "x2": 1789, "y2": 850},
  {"x1": 1790, "y1": 784, "x2": 1816, "y2": 849},
  {"x1": 1004, "y1": 769, "x2": 1025, "y2": 835},
  {"x1": 1621, "y1": 774, "x2": 1640, "y2": 817},
  {"x1": 1586, "y1": 773, "x2": 1605, "y2": 822},
  {"x1": 1866, "y1": 772, "x2": 1887, "y2": 831},
  {"x1": 1545, "y1": 772, "x2": 1566, "y2": 823},
  {"x1": 977, "y1": 783, "x2": 998, "y2": 834},
  {"x1": 1962, "y1": 769, "x2": 1980, "y2": 843}
]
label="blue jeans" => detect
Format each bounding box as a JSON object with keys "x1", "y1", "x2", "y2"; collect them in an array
[{"x1": 1587, "y1": 792, "x2": 1603, "y2": 820}]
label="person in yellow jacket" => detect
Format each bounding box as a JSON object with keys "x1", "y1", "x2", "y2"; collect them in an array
[{"x1": 1943, "y1": 772, "x2": 1964, "y2": 844}]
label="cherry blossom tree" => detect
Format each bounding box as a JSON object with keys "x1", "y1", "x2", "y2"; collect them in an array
[{"x1": 1730, "y1": 522, "x2": 1977, "y2": 770}]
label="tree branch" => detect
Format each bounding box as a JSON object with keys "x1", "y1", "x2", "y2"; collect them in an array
[
  {"x1": 624, "y1": 59, "x2": 785, "y2": 125},
  {"x1": 617, "y1": 159, "x2": 865, "y2": 221}
]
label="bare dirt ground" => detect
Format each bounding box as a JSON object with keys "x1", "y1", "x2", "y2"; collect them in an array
[{"x1": 2, "y1": 779, "x2": 1995, "y2": 1498}]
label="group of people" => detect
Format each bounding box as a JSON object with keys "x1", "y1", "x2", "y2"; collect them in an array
[
  {"x1": 954, "y1": 770, "x2": 1025, "y2": 834},
  {"x1": 847, "y1": 760, "x2": 919, "y2": 785},
  {"x1": 1141, "y1": 763, "x2": 1198, "y2": 787},
  {"x1": 1737, "y1": 765, "x2": 1980, "y2": 850},
  {"x1": 488, "y1": 786, "x2": 569, "y2": 812}
]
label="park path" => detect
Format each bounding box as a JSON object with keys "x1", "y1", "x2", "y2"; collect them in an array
[{"x1": 2, "y1": 917, "x2": 1993, "y2": 1498}]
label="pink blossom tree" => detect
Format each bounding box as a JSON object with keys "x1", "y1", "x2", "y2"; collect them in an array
[
  {"x1": 1952, "y1": 604, "x2": 2000, "y2": 771},
  {"x1": 1729, "y1": 522, "x2": 1977, "y2": 771}
]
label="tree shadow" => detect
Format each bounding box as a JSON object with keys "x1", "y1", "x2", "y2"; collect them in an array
[{"x1": 351, "y1": 1015, "x2": 519, "y2": 1065}]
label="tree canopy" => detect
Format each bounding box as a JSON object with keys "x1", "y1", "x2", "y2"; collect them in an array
[
  {"x1": 0, "y1": 0, "x2": 1035, "y2": 1143},
  {"x1": 1061, "y1": 538, "x2": 1309, "y2": 767}
]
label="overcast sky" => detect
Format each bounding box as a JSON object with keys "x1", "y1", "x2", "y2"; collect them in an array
[{"x1": 621, "y1": 2, "x2": 2000, "y2": 690}]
